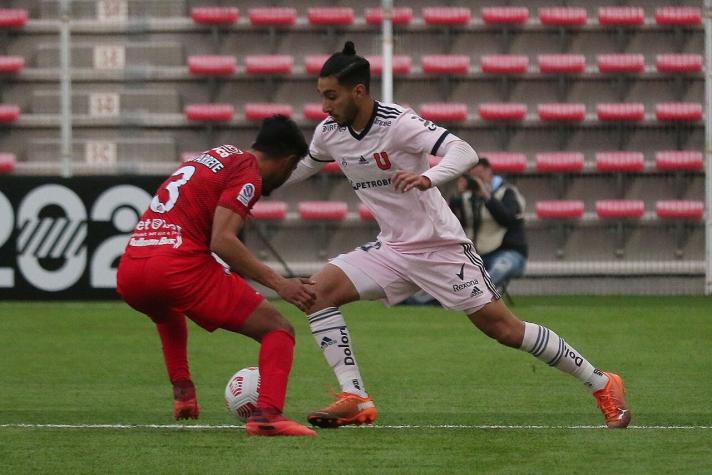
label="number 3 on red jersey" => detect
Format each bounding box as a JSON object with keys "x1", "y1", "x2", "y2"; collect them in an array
[{"x1": 150, "y1": 165, "x2": 195, "y2": 214}]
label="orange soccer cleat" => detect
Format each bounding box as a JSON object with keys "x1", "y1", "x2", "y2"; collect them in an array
[
  {"x1": 307, "y1": 392, "x2": 377, "y2": 428},
  {"x1": 173, "y1": 379, "x2": 200, "y2": 420},
  {"x1": 246, "y1": 408, "x2": 317, "y2": 437},
  {"x1": 593, "y1": 372, "x2": 631, "y2": 428}
]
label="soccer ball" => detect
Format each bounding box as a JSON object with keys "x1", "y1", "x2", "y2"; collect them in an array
[{"x1": 224, "y1": 367, "x2": 260, "y2": 421}]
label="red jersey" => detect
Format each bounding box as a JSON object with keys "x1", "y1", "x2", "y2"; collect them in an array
[{"x1": 124, "y1": 145, "x2": 262, "y2": 257}]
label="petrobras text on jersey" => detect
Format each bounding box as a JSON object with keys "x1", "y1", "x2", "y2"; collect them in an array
[{"x1": 350, "y1": 178, "x2": 392, "y2": 191}]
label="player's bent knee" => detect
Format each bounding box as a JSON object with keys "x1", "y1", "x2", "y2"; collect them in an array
[{"x1": 468, "y1": 300, "x2": 524, "y2": 348}]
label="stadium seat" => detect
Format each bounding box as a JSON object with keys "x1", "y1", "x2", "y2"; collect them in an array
[
  {"x1": 656, "y1": 200, "x2": 704, "y2": 220},
  {"x1": 0, "y1": 152, "x2": 16, "y2": 173},
  {"x1": 481, "y1": 152, "x2": 527, "y2": 173},
  {"x1": 322, "y1": 161, "x2": 341, "y2": 173},
  {"x1": 479, "y1": 103, "x2": 527, "y2": 122},
  {"x1": 597, "y1": 54, "x2": 645, "y2": 73},
  {"x1": 0, "y1": 8, "x2": 28, "y2": 28},
  {"x1": 480, "y1": 55, "x2": 529, "y2": 74},
  {"x1": 0, "y1": 104, "x2": 20, "y2": 123},
  {"x1": 421, "y1": 55, "x2": 470, "y2": 75},
  {"x1": 248, "y1": 7, "x2": 297, "y2": 26},
  {"x1": 187, "y1": 55, "x2": 236, "y2": 76},
  {"x1": 251, "y1": 201, "x2": 288, "y2": 220},
  {"x1": 537, "y1": 54, "x2": 586, "y2": 74},
  {"x1": 244, "y1": 103, "x2": 293, "y2": 121},
  {"x1": 536, "y1": 200, "x2": 585, "y2": 219},
  {"x1": 481, "y1": 6, "x2": 529, "y2": 25},
  {"x1": 364, "y1": 7, "x2": 413, "y2": 25},
  {"x1": 595, "y1": 200, "x2": 645, "y2": 219},
  {"x1": 298, "y1": 201, "x2": 348, "y2": 220},
  {"x1": 537, "y1": 103, "x2": 586, "y2": 122},
  {"x1": 366, "y1": 55, "x2": 412, "y2": 76},
  {"x1": 419, "y1": 103, "x2": 468, "y2": 123},
  {"x1": 303, "y1": 103, "x2": 328, "y2": 122},
  {"x1": 538, "y1": 7, "x2": 587, "y2": 26},
  {"x1": 598, "y1": 6, "x2": 645, "y2": 26},
  {"x1": 536, "y1": 152, "x2": 585, "y2": 172},
  {"x1": 304, "y1": 55, "x2": 329, "y2": 75},
  {"x1": 307, "y1": 7, "x2": 354, "y2": 25},
  {"x1": 244, "y1": 55, "x2": 294, "y2": 75},
  {"x1": 655, "y1": 150, "x2": 703, "y2": 171},
  {"x1": 596, "y1": 103, "x2": 645, "y2": 122},
  {"x1": 655, "y1": 102, "x2": 703, "y2": 122},
  {"x1": 655, "y1": 54, "x2": 703, "y2": 73},
  {"x1": 191, "y1": 7, "x2": 239, "y2": 25},
  {"x1": 358, "y1": 203, "x2": 375, "y2": 221},
  {"x1": 655, "y1": 6, "x2": 702, "y2": 26},
  {"x1": 0, "y1": 56, "x2": 24, "y2": 73},
  {"x1": 422, "y1": 7, "x2": 471, "y2": 26},
  {"x1": 595, "y1": 152, "x2": 645, "y2": 173},
  {"x1": 184, "y1": 104, "x2": 234, "y2": 122},
  {"x1": 181, "y1": 151, "x2": 202, "y2": 162}
]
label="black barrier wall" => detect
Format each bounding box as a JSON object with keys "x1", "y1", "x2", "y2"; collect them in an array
[{"x1": 0, "y1": 176, "x2": 164, "y2": 299}]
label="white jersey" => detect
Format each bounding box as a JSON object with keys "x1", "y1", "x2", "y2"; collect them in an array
[{"x1": 307, "y1": 101, "x2": 471, "y2": 253}]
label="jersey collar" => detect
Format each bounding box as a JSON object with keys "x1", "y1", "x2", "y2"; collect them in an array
[{"x1": 348, "y1": 101, "x2": 379, "y2": 141}]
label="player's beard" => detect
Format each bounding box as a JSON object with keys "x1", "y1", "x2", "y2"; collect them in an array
[{"x1": 333, "y1": 100, "x2": 359, "y2": 127}]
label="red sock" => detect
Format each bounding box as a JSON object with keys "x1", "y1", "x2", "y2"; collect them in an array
[
  {"x1": 156, "y1": 315, "x2": 191, "y2": 384},
  {"x1": 257, "y1": 330, "x2": 295, "y2": 413}
]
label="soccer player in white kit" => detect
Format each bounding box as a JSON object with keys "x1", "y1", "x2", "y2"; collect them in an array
[{"x1": 287, "y1": 42, "x2": 631, "y2": 429}]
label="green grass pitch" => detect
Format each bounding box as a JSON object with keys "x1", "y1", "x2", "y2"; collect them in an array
[{"x1": 1, "y1": 296, "x2": 711, "y2": 474}]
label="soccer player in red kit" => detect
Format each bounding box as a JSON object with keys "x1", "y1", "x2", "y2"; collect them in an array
[{"x1": 117, "y1": 115, "x2": 317, "y2": 437}]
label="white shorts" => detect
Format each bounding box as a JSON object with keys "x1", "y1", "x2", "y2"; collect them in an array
[{"x1": 330, "y1": 241, "x2": 501, "y2": 315}]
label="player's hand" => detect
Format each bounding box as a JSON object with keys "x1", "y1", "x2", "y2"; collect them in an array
[
  {"x1": 393, "y1": 171, "x2": 432, "y2": 193},
  {"x1": 277, "y1": 277, "x2": 317, "y2": 312}
]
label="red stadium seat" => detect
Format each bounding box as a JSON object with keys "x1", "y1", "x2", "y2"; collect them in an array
[
  {"x1": 479, "y1": 103, "x2": 527, "y2": 122},
  {"x1": 358, "y1": 203, "x2": 375, "y2": 221},
  {"x1": 536, "y1": 200, "x2": 585, "y2": 219},
  {"x1": 304, "y1": 55, "x2": 329, "y2": 75},
  {"x1": 251, "y1": 201, "x2": 288, "y2": 220},
  {"x1": 191, "y1": 7, "x2": 239, "y2": 25},
  {"x1": 298, "y1": 201, "x2": 348, "y2": 220},
  {"x1": 655, "y1": 54, "x2": 703, "y2": 73},
  {"x1": 0, "y1": 8, "x2": 28, "y2": 28},
  {"x1": 538, "y1": 7, "x2": 587, "y2": 26},
  {"x1": 596, "y1": 103, "x2": 645, "y2": 122},
  {"x1": 598, "y1": 6, "x2": 645, "y2": 26},
  {"x1": 537, "y1": 103, "x2": 586, "y2": 122},
  {"x1": 245, "y1": 55, "x2": 294, "y2": 75},
  {"x1": 422, "y1": 7, "x2": 471, "y2": 26},
  {"x1": 655, "y1": 102, "x2": 703, "y2": 122},
  {"x1": 0, "y1": 104, "x2": 20, "y2": 122},
  {"x1": 366, "y1": 55, "x2": 412, "y2": 75},
  {"x1": 597, "y1": 54, "x2": 645, "y2": 73},
  {"x1": 303, "y1": 103, "x2": 328, "y2": 122},
  {"x1": 655, "y1": 7, "x2": 702, "y2": 26},
  {"x1": 536, "y1": 152, "x2": 585, "y2": 172},
  {"x1": 322, "y1": 161, "x2": 341, "y2": 173},
  {"x1": 184, "y1": 104, "x2": 234, "y2": 122},
  {"x1": 419, "y1": 103, "x2": 468, "y2": 123},
  {"x1": 187, "y1": 55, "x2": 236, "y2": 76},
  {"x1": 656, "y1": 200, "x2": 704, "y2": 220},
  {"x1": 481, "y1": 152, "x2": 527, "y2": 173},
  {"x1": 364, "y1": 7, "x2": 413, "y2": 25},
  {"x1": 0, "y1": 152, "x2": 16, "y2": 173},
  {"x1": 0, "y1": 56, "x2": 24, "y2": 73},
  {"x1": 595, "y1": 152, "x2": 645, "y2": 172},
  {"x1": 481, "y1": 6, "x2": 529, "y2": 25},
  {"x1": 480, "y1": 55, "x2": 529, "y2": 74},
  {"x1": 244, "y1": 103, "x2": 293, "y2": 121},
  {"x1": 596, "y1": 200, "x2": 645, "y2": 219},
  {"x1": 655, "y1": 151, "x2": 704, "y2": 171},
  {"x1": 181, "y1": 151, "x2": 202, "y2": 162},
  {"x1": 307, "y1": 7, "x2": 354, "y2": 25},
  {"x1": 538, "y1": 54, "x2": 586, "y2": 74},
  {"x1": 421, "y1": 55, "x2": 470, "y2": 74},
  {"x1": 248, "y1": 7, "x2": 297, "y2": 26}
]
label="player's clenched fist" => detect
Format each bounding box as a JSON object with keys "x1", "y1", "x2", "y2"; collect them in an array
[
  {"x1": 393, "y1": 171, "x2": 432, "y2": 193},
  {"x1": 277, "y1": 277, "x2": 317, "y2": 312}
]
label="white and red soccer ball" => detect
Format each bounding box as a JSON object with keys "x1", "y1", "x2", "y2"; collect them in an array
[{"x1": 224, "y1": 367, "x2": 260, "y2": 421}]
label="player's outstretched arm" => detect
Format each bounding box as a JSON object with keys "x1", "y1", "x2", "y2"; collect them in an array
[
  {"x1": 282, "y1": 155, "x2": 325, "y2": 187},
  {"x1": 211, "y1": 206, "x2": 316, "y2": 311}
]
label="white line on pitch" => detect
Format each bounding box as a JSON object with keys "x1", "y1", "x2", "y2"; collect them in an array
[{"x1": 1, "y1": 423, "x2": 711, "y2": 430}]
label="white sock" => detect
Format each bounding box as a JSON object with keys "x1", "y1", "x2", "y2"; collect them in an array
[
  {"x1": 520, "y1": 322, "x2": 609, "y2": 392},
  {"x1": 308, "y1": 307, "x2": 367, "y2": 397}
]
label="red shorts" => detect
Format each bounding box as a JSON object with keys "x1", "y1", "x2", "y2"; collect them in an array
[{"x1": 117, "y1": 253, "x2": 264, "y2": 332}]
